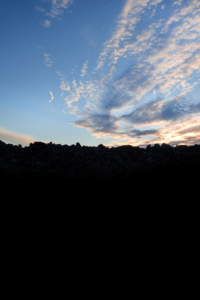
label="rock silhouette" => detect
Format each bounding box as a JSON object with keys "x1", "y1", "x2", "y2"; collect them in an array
[{"x1": 0, "y1": 140, "x2": 199, "y2": 185}]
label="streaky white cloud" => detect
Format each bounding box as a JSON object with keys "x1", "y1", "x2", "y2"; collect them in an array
[
  {"x1": 163, "y1": 0, "x2": 200, "y2": 31},
  {"x1": 72, "y1": 79, "x2": 77, "y2": 89},
  {"x1": 120, "y1": 0, "x2": 150, "y2": 19},
  {"x1": 95, "y1": 0, "x2": 151, "y2": 70},
  {"x1": 68, "y1": 106, "x2": 78, "y2": 115},
  {"x1": 80, "y1": 60, "x2": 88, "y2": 77},
  {"x1": 161, "y1": 5, "x2": 165, "y2": 9},
  {"x1": 150, "y1": 0, "x2": 162, "y2": 5},
  {"x1": 37, "y1": 1, "x2": 74, "y2": 27},
  {"x1": 60, "y1": 76, "x2": 102, "y2": 115},
  {"x1": 0, "y1": 127, "x2": 35, "y2": 146},
  {"x1": 172, "y1": 0, "x2": 183, "y2": 6},
  {"x1": 46, "y1": 0, "x2": 74, "y2": 18},
  {"x1": 60, "y1": 0, "x2": 200, "y2": 147},
  {"x1": 56, "y1": 71, "x2": 68, "y2": 77},
  {"x1": 36, "y1": 6, "x2": 45, "y2": 12},
  {"x1": 42, "y1": 20, "x2": 51, "y2": 27},
  {"x1": 49, "y1": 91, "x2": 54, "y2": 103},
  {"x1": 60, "y1": 81, "x2": 70, "y2": 91},
  {"x1": 44, "y1": 53, "x2": 53, "y2": 67},
  {"x1": 136, "y1": 29, "x2": 155, "y2": 41},
  {"x1": 149, "y1": 8, "x2": 156, "y2": 19}
]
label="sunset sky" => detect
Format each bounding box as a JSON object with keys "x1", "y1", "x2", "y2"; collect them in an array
[{"x1": 0, "y1": 0, "x2": 200, "y2": 148}]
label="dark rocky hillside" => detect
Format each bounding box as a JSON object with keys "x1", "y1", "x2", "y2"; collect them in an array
[{"x1": 0, "y1": 140, "x2": 199, "y2": 185}]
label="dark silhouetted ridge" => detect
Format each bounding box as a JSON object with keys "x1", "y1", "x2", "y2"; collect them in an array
[{"x1": 0, "y1": 140, "x2": 199, "y2": 186}]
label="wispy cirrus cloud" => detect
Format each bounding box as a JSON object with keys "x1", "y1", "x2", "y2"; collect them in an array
[
  {"x1": 150, "y1": 0, "x2": 163, "y2": 5},
  {"x1": 95, "y1": 0, "x2": 163, "y2": 70},
  {"x1": 149, "y1": 8, "x2": 156, "y2": 19},
  {"x1": 172, "y1": 0, "x2": 184, "y2": 6},
  {"x1": 80, "y1": 61, "x2": 88, "y2": 78},
  {"x1": 49, "y1": 91, "x2": 54, "y2": 103},
  {"x1": 36, "y1": 6, "x2": 46, "y2": 12},
  {"x1": 42, "y1": 20, "x2": 51, "y2": 27},
  {"x1": 59, "y1": 0, "x2": 200, "y2": 147},
  {"x1": 60, "y1": 81, "x2": 70, "y2": 91},
  {"x1": 37, "y1": 0, "x2": 74, "y2": 27},
  {"x1": 46, "y1": 0, "x2": 74, "y2": 18},
  {"x1": 44, "y1": 53, "x2": 53, "y2": 67}
]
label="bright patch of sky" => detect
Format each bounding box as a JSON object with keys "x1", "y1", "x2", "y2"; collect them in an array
[{"x1": 0, "y1": 0, "x2": 200, "y2": 148}]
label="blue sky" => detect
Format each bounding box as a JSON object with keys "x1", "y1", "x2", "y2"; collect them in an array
[{"x1": 0, "y1": 0, "x2": 200, "y2": 148}]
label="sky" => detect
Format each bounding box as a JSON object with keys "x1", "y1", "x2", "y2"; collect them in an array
[{"x1": 0, "y1": 0, "x2": 200, "y2": 148}]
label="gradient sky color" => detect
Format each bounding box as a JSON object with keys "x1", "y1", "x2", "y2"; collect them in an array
[{"x1": 0, "y1": 0, "x2": 200, "y2": 148}]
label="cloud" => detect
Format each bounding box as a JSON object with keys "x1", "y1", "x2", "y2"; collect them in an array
[
  {"x1": 60, "y1": 81, "x2": 70, "y2": 91},
  {"x1": 149, "y1": 8, "x2": 156, "y2": 19},
  {"x1": 61, "y1": 0, "x2": 200, "y2": 147},
  {"x1": 119, "y1": 95, "x2": 200, "y2": 126},
  {"x1": 150, "y1": 0, "x2": 163, "y2": 5},
  {"x1": 56, "y1": 71, "x2": 68, "y2": 77},
  {"x1": 49, "y1": 91, "x2": 54, "y2": 103},
  {"x1": 163, "y1": 0, "x2": 200, "y2": 31},
  {"x1": 95, "y1": 0, "x2": 151, "y2": 70},
  {"x1": 44, "y1": 53, "x2": 53, "y2": 67},
  {"x1": 178, "y1": 124, "x2": 200, "y2": 135},
  {"x1": 36, "y1": 6, "x2": 46, "y2": 12},
  {"x1": 80, "y1": 61, "x2": 88, "y2": 77},
  {"x1": 120, "y1": 0, "x2": 151, "y2": 19},
  {"x1": 172, "y1": 0, "x2": 184, "y2": 6},
  {"x1": 129, "y1": 128, "x2": 158, "y2": 137},
  {"x1": 46, "y1": 0, "x2": 74, "y2": 18},
  {"x1": 42, "y1": 20, "x2": 51, "y2": 27},
  {"x1": 37, "y1": 1, "x2": 74, "y2": 27},
  {"x1": 0, "y1": 127, "x2": 35, "y2": 147}
]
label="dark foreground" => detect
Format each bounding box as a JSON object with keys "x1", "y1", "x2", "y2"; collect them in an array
[{"x1": 0, "y1": 140, "x2": 199, "y2": 189}]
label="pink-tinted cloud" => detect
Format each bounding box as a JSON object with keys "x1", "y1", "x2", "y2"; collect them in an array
[
  {"x1": 0, "y1": 127, "x2": 35, "y2": 147},
  {"x1": 60, "y1": 0, "x2": 200, "y2": 147}
]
